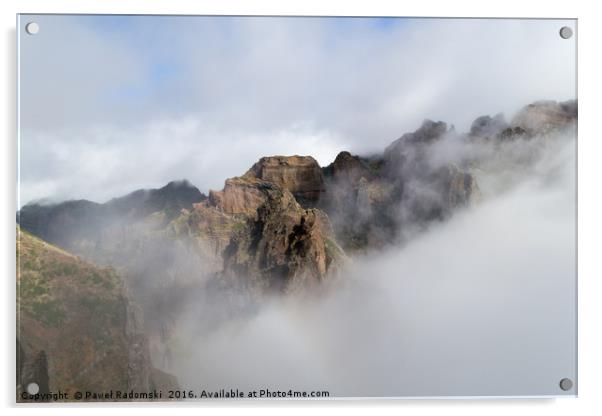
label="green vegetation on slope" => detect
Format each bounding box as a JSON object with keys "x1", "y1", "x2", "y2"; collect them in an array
[{"x1": 17, "y1": 227, "x2": 130, "y2": 399}]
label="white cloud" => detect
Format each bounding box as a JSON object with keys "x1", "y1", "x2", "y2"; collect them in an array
[
  {"x1": 19, "y1": 16, "x2": 576, "y2": 205},
  {"x1": 171, "y1": 136, "x2": 576, "y2": 396},
  {"x1": 19, "y1": 118, "x2": 347, "y2": 205}
]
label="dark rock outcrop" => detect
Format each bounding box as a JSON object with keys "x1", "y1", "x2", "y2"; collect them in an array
[
  {"x1": 382, "y1": 119, "x2": 448, "y2": 179},
  {"x1": 320, "y1": 118, "x2": 480, "y2": 251},
  {"x1": 322, "y1": 151, "x2": 375, "y2": 185},
  {"x1": 470, "y1": 113, "x2": 508, "y2": 138},
  {"x1": 18, "y1": 180, "x2": 206, "y2": 252},
  {"x1": 17, "y1": 200, "x2": 103, "y2": 250},
  {"x1": 105, "y1": 179, "x2": 206, "y2": 221}
]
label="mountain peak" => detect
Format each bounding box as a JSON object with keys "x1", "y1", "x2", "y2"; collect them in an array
[
  {"x1": 243, "y1": 155, "x2": 325, "y2": 206},
  {"x1": 161, "y1": 179, "x2": 195, "y2": 190},
  {"x1": 470, "y1": 113, "x2": 508, "y2": 138}
]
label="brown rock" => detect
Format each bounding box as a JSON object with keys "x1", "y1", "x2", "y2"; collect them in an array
[
  {"x1": 222, "y1": 188, "x2": 343, "y2": 294},
  {"x1": 243, "y1": 156, "x2": 325, "y2": 206},
  {"x1": 208, "y1": 176, "x2": 270, "y2": 215}
]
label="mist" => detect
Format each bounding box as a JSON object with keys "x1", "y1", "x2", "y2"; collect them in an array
[{"x1": 161, "y1": 130, "x2": 576, "y2": 397}]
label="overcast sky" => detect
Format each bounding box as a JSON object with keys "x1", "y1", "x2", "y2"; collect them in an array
[{"x1": 18, "y1": 15, "x2": 576, "y2": 206}]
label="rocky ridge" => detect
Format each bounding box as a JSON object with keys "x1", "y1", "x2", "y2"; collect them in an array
[{"x1": 18, "y1": 99, "x2": 577, "y2": 280}]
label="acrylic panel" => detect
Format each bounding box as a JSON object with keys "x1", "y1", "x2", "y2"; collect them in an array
[{"x1": 16, "y1": 15, "x2": 577, "y2": 401}]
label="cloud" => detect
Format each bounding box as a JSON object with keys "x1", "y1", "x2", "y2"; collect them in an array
[
  {"x1": 170, "y1": 135, "x2": 576, "y2": 397},
  {"x1": 19, "y1": 16, "x2": 576, "y2": 205},
  {"x1": 18, "y1": 117, "x2": 348, "y2": 205}
]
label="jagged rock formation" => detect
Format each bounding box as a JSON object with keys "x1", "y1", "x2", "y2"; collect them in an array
[
  {"x1": 382, "y1": 119, "x2": 480, "y2": 217},
  {"x1": 321, "y1": 119, "x2": 481, "y2": 251},
  {"x1": 220, "y1": 187, "x2": 343, "y2": 293},
  {"x1": 208, "y1": 176, "x2": 270, "y2": 216},
  {"x1": 318, "y1": 99, "x2": 575, "y2": 250},
  {"x1": 321, "y1": 152, "x2": 397, "y2": 250},
  {"x1": 322, "y1": 151, "x2": 378, "y2": 184},
  {"x1": 465, "y1": 99, "x2": 578, "y2": 142},
  {"x1": 18, "y1": 99, "x2": 578, "y2": 261},
  {"x1": 243, "y1": 156, "x2": 325, "y2": 206},
  {"x1": 17, "y1": 228, "x2": 178, "y2": 402},
  {"x1": 18, "y1": 98, "x2": 577, "y2": 254},
  {"x1": 178, "y1": 168, "x2": 343, "y2": 294}
]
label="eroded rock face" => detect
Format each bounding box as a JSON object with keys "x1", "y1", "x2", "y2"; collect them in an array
[
  {"x1": 221, "y1": 188, "x2": 343, "y2": 294},
  {"x1": 181, "y1": 156, "x2": 342, "y2": 294},
  {"x1": 208, "y1": 177, "x2": 269, "y2": 215},
  {"x1": 243, "y1": 156, "x2": 325, "y2": 206},
  {"x1": 151, "y1": 158, "x2": 345, "y2": 295},
  {"x1": 207, "y1": 155, "x2": 325, "y2": 215}
]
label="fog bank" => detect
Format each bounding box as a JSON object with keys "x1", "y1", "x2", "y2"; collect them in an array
[{"x1": 170, "y1": 137, "x2": 576, "y2": 397}]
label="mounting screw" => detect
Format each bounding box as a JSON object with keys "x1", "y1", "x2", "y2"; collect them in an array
[
  {"x1": 559, "y1": 26, "x2": 573, "y2": 39},
  {"x1": 25, "y1": 22, "x2": 39, "y2": 35},
  {"x1": 26, "y1": 382, "x2": 39, "y2": 394},
  {"x1": 559, "y1": 378, "x2": 573, "y2": 391}
]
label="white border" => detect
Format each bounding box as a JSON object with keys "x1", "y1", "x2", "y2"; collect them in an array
[{"x1": 3, "y1": 1, "x2": 602, "y2": 415}]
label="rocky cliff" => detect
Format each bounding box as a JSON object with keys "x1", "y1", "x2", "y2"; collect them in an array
[
  {"x1": 321, "y1": 118, "x2": 481, "y2": 251},
  {"x1": 220, "y1": 186, "x2": 343, "y2": 294},
  {"x1": 243, "y1": 156, "x2": 325, "y2": 206},
  {"x1": 176, "y1": 162, "x2": 344, "y2": 295},
  {"x1": 17, "y1": 228, "x2": 178, "y2": 402}
]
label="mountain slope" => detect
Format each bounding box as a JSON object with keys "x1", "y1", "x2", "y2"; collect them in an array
[
  {"x1": 17, "y1": 228, "x2": 177, "y2": 401},
  {"x1": 18, "y1": 180, "x2": 206, "y2": 253}
]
